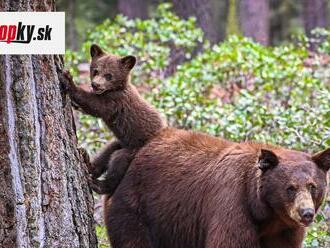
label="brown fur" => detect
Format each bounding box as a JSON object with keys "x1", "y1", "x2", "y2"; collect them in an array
[
  {"x1": 106, "y1": 127, "x2": 330, "y2": 248},
  {"x1": 59, "y1": 44, "x2": 166, "y2": 194}
]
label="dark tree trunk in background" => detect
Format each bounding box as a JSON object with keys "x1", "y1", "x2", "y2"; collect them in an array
[
  {"x1": 303, "y1": 0, "x2": 328, "y2": 37},
  {"x1": 67, "y1": 0, "x2": 78, "y2": 50},
  {"x1": 240, "y1": 0, "x2": 270, "y2": 45},
  {"x1": 0, "y1": 1, "x2": 96, "y2": 247},
  {"x1": 226, "y1": 0, "x2": 241, "y2": 37},
  {"x1": 213, "y1": 0, "x2": 229, "y2": 42},
  {"x1": 269, "y1": 0, "x2": 285, "y2": 45},
  {"x1": 118, "y1": 0, "x2": 149, "y2": 19},
  {"x1": 173, "y1": 0, "x2": 220, "y2": 44}
]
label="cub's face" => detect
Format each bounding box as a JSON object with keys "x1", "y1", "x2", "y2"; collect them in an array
[
  {"x1": 89, "y1": 44, "x2": 136, "y2": 94},
  {"x1": 258, "y1": 148, "x2": 330, "y2": 227}
]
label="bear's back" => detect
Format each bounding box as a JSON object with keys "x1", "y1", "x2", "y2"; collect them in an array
[
  {"x1": 111, "y1": 128, "x2": 264, "y2": 247},
  {"x1": 104, "y1": 83, "x2": 166, "y2": 148}
]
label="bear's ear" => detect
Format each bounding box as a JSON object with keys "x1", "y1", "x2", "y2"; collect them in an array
[
  {"x1": 120, "y1": 55, "x2": 136, "y2": 70},
  {"x1": 312, "y1": 148, "x2": 330, "y2": 171},
  {"x1": 90, "y1": 44, "x2": 105, "y2": 58},
  {"x1": 258, "y1": 149, "x2": 279, "y2": 172}
]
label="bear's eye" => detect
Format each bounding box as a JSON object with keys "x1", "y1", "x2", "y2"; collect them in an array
[
  {"x1": 307, "y1": 184, "x2": 316, "y2": 193},
  {"x1": 286, "y1": 185, "x2": 297, "y2": 198},
  {"x1": 92, "y1": 69, "x2": 98, "y2": 76},
  {"x1": 104, "y1": 73, "x2": 112, "y2": 81}
]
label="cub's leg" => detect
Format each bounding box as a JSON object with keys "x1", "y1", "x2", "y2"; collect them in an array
[
  {"x1": 105, "y1": 194, "x2": 152, "y2": 248},
  {"x1": 90, "y1": 140, "x2": 122, "y2": 179},
  {"x1": 90, "y1": 148, "x2": 134, "y2": 195},
  {"x1": 58, "y1": 70, "x2": 105, "y2": 117}
]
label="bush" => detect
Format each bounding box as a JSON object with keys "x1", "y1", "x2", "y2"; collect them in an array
[
  {"x1": 65, "y1": 3, "x2": 205, "y2": 85},
  {"x1": 65, "y1": 3, "x2": 330, "y2": 247},
  {"x1": 151, "y1": 35, "x2": 330, "y2": 153}
]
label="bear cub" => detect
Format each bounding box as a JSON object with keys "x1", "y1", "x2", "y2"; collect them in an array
[{"x1": 60, "y1": 44, "x2": 166, "y2": 195}]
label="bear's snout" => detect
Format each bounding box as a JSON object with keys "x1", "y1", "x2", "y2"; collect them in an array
[
  {"x1": 91, "y1": 81, "x2": 100, "y2": 90},
  {"x1": 299, "y1": 208, "x2": 315, "y2": 225},
  {"x1": 288, "y1": 189, "x2": 315, "y2": 226}
]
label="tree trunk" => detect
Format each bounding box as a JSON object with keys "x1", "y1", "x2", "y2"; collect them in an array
[
  {"x1": 240, "y1": 0, "x2": 270, "y2": 45},
  {"x1": 67, "y1": 0, "x2": 78, "y2": 51},
  {"x1": 303, "y1": 0, "x2": 328, "y2": 37},
  {"x1": 0, "y1": 1, "x2": 96, "y2": 247},
  {"x1": 213, "y1": 0, "x2": 229, "y2": 42},
  {"x1": 172, "y1": 0, "x2": 220, "y2": 44},
  {"x1": 226, "y1": 0, "x2": 241, "y2": 37},
  {"x1": 118, "y1": 0, "x2": 149, "y2": 19}
]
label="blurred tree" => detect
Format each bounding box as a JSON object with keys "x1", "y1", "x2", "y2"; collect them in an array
[
  {"x1": 212, "y1": 0, "x2": 229, "y2": 41},
  {"x1": 68, "y1": 0, "x2": 78, "y2": 50},
  {"x1": 226, "y1": 0, "x2": 241, "y2": 36},
  {"x1": 57, "y1": 0, "x2": 118, "y2": 49},
  {"x1": 269, "y1": 0, "x2": 330, "y2": 45},
  {"x1": 57, "y1": 0, "x2": 78, "y2": 50},
  {"x1": 269, "y1": 0, "x2": 302, "y2": 45},
  {"x1": 0, "y1": 0, "x2": 96, "y2": 247},
  {"x1": 172, "y1": 0, "x2": 220, "y2": 43},
  {"x1": 240, "y1": 0, "x2": 270, "y2": 45},
  {"x1": 118, "y1": 0, "x2": 149, "y2": 19},
  {"x1": 303, "y1": 0, "x2": 329, "y2": 37},
  {"x1": 57, "y1": 0, "x2": 330, "y2": 48}
]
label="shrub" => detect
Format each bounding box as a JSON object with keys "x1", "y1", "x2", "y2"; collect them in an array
[
  {"x1": 65, "y1": 3, "x2": 205, "y2": 85},
  {"x1": 150, "y1": 35, "x2": 330, "y2": 153}
]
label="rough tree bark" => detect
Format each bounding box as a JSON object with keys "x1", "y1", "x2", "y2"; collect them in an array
[
  {"x1": 118, "y1": 0, "x2": 149, "y2": 19},
  {"x1": 0, "y1": 1, "x2": 96, "y2": 247},
  {"x1": 172, "y1": 0, "x2": 220, "y2": 44},
  {"x1": 303, "y1": 0, "x2": 328, "y2": 37},
  {"x1": 240, "y1": 0, "x2": 270, "y2": 45}
]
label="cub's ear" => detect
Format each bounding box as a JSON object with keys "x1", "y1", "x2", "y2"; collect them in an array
[
  {"x1": 258, "y1": 149, "x2": 279, "y2": 172},
  {"x1": 90, "y1": 44, "x2": 105, "y2": 58},
  {"x1": 120, "y1": 55, "x2": 136, "y2": 70},
  {"x1": 312, "y1": 148, "x2": 330, "y2": 171}
]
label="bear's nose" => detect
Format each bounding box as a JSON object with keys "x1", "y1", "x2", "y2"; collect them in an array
[
  {"x1": 91, "y1": 81, "x2": 99, "y2": 90},
  {"x1": 299, "y1": 208, "x2": 315, "y2": 224}
]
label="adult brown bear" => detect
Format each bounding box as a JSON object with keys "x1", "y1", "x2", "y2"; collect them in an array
[{"x1": 105, "y1": 127, "x2": 330, "y2": 248}]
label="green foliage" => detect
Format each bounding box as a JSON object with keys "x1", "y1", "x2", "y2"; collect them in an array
[
  {"x1": 151, "y1": 35, "x2": 329, "y2": 153},
  {"x1": 65, "y1": 3, "x2": 205, "y2": 85},
  {"x1": 96, "y1": 225, "x2": 109, "y2": 248},
  {"x1": 76, "y1": 113, "x2": 111, "y2": 155},
  {"x1": 293, "y1": 28, "x2": 330, "y2": 54},
  {"x1": 304, "y1": 212, "x2": 330, "y2": 248},
  {"x1": 65, "y1": 3, "x2": 330, "y2": 246}
]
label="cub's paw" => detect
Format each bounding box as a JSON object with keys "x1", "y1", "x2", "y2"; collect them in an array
[
  {"x1": 80, "y1": 150, "x2": 101, "y2": 178},
  {"x1": 63, "y1": 70, "x2": 73, "y2": 82},
  {"x1": 71, "y1": 100, "x2": 82, "y2": 110},
  {"x1": 78, "y1": 147, "x2": 92, "y2": 170},
  {"x1": 88, "y1": 177, "x2": 106, "y2": 194},
  {"x1": 58, "y1": 70, "x2": 74, "y2": 92}
]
